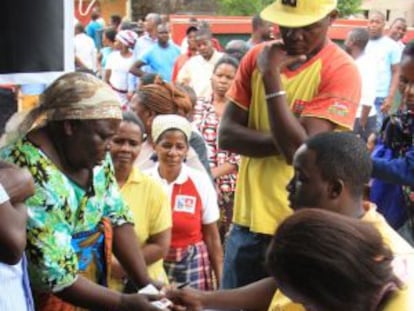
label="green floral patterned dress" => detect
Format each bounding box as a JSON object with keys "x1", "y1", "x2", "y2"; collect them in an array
[{"x1": 0, "y1": 137, "x2": 133, "y2": 293}]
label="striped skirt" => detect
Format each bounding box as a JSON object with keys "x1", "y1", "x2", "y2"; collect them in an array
[{"x1": 164, "y1": 241, "x2": 214, "y2": 290}]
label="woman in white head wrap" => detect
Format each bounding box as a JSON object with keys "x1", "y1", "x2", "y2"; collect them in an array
[
  {"x1": 146, "y1": 114, "x2": 223, "y2": 290},
  {"x1": 104, "y1": 29, "x2": 138, "y2": 109},
  {"x1": 0, "y1": 72, "x2": 160, "y2": 311}
]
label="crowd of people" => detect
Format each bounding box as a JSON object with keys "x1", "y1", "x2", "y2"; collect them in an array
[{"x1": 1, "y1": 0, "x2": 414, "y2": 310}]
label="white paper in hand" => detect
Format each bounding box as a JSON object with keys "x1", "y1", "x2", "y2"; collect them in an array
[{"x1": 138, "y1": 284, "x2": 160, "y2": 295}]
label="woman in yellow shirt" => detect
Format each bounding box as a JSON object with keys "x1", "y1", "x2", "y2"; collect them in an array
[{"x1": 110, "y1": 111, "x2": 172, "y2": 291}]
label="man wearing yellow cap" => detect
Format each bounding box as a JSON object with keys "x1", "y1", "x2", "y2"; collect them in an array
[{"x1": 219, "y1": 0, "x2": 361, "y2": 288}]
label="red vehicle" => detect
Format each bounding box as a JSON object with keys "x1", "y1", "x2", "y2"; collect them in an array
[{"x1": 170, "y1": 15, "x2": 414, "y2": 46}]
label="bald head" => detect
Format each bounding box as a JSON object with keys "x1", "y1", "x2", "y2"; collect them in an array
[
  {"x1": 225, "y1": 40, "x2": 249, "y2": 61},
  {"x1": 145, "y1": 13, "x2": 162, "y2": 32}
]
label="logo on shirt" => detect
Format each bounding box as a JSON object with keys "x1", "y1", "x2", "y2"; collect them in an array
[
  {"x1": 292, "y1": 99, "x2": 306, "y2": 117},
  {"x1": 328, "y1": 102, "x2": 349, "y2": 117},
  {"x1": 174, "y1": 195, "x2": 196, "y2": 214},
  {"x1": 281, "y1": 0, "x2": 297, "y2": 7}
]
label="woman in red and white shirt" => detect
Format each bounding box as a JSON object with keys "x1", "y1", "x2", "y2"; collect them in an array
[{"x1": 146, "y1": 114, "x2": 222, "y2": 290}]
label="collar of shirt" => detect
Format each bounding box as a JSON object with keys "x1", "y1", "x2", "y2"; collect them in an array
[
  {"x1": 151, "y1": 163, "x2": 189, "y2": 186},
  {"x1": 141, "y1": 32, "x2": 158, "y2": 43},
  {"x1": 124, "y1": 166, "x2": 145, "y2": 186}
]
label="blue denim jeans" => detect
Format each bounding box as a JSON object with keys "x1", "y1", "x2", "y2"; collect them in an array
[
  {"x1": 221, "y1": 224, "x2": 272, "y2": 289},
  {"x1": 374, "y1": 97, "x2": 386, "y2": 132}
]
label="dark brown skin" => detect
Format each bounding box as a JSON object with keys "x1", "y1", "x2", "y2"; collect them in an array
[
  {"x1": 0, "y1": 163, "x2": 34, "y2": 264},
  {"x1": 220, "y1": 12, "x2": 339, "y2": 164},
  {"x1": 26, "y1": 120, "x2": 159, "y2": 311}
]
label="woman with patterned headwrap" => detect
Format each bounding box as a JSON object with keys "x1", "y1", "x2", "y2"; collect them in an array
[
  {"x1": 0, "y1": 72, "x2": 160, "y2": 311},
  {"x1": 105, "y1": 30, "x2": 138, "y2": 109}
]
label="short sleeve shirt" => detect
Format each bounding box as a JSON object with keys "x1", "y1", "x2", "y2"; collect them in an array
[
  {"x1": 0, "y1": 138, "x2": 133, "y2": 292},
  {"x1": 140, "y1": 43, "x2": 181, "y2": 82},
  {"x1": 365, "y1": 36, "x2": 402, "y2": 98},
  {"x1": 119, "y1": 167, "x2": 171, "y2": 282},
  {"x1": 146, "y1": 164, "x2": 219, "y2": 248},
  {"x1": 226, "y1": 41, "x2": 361, "y2": 235}
]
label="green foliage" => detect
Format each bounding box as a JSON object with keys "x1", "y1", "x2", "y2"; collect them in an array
[
  {"x1": 337, "y1": 0, "x2": 362, "y2": 17},
  {"x1": 217, "y1": 0, "x2": 273, "y2": 16},
  {"x1": 217, "y1": 0, "x2": 362, "y2": 17}
]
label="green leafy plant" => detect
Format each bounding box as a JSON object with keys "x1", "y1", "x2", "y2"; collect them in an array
[{"x1": 337, "y1": 0, "x2": 362, "y2": 17}]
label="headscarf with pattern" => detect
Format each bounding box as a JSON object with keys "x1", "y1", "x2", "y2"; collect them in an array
[{"x1": 17, "y1": 72, "x2": 122, "y2": 136}]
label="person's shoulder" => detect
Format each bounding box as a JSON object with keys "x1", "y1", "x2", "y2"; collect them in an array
[
  {"x1": 170, "y1": 42, "x2": 180, "y2": 51},
  {"x1": 382, "y1": 283, "x2": 414, "y2": 311},
  {"x1": 185, "y1": 164, "x2": 210, "y2": 181},
  {"x1": 356, "y1": 52, "x2": 377, "y2": 72},
  {"x1": 247, "y1": 41, "x2": 267, "y2": 58},
  {"x1": 321, "y1": 41, "x2": 353, "y2": 62},
  {"x1": 380, "y1": 36, "x2": 401, "y2": 51},
  {"x1": 83, "y1": 33, "x2": 95, "y2": 46},
  {"x1": 234, "y1": 41, "x2": 267, "y2": 70},
  {"x1": 107, "y1": 50, "x2": 120, "y2": 60},
  {"x1": 319, "y1": 41, "x2": 358, "y2": 73},
  {"x1": 136, "y1": 168, "x2": 165, "y2": 190},
  {"x1": 135, "y1": 35, "x2": 149, "y2": 47}
]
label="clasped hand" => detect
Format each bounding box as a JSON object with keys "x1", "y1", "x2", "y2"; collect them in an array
[{"x1": 258, "y1": 40, "x2": 307, "y2": 76}]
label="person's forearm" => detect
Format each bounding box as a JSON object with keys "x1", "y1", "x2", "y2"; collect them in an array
[
  {"x1": 201, "y1": 277, "x2": 277, "y2": 311},
  {"x1": 202, "y1": 224, "x2": 223, "y2": 287},
  {"x1": 388, "y1": 68, "x2": 400, "y2": 100},
  {"x1": 104, "y1": 70, "x2": 111, "y2": 84},
  {"x1": 0, "y1": 202, "x2": 27, "y2": 264},
  {"x1": 0, "y1": 168, "x2": 34, "y2": 204},
  {"x1": 142, "y1": 243, "x2": 166, "y2": 266},
  {"x1": 75, "y1": 56, "x2": 88, "y2": 70},
  {"x1": 56, "y1": 275, "x2": 121, "y2": 310},
  {"x1": 113, "y1": 224, "x2": 151, "y2": 287},
  {"x1": 360, "y1": 105, "x2": 371, "y2": 128},
  {"x1": 130, "y1": 63, "x2": 144, "y2": 77},
  {"x1": 263, "y1": 72, "x2": 307, "y2": 163},
  {"x1": 372, "y1": 154, "x2": 414, "y2": 186},
  {"x1": 219, "y1": 123, "x2": 278, "y2": 157},
  {"x1": 211, "y1": 163, "x2": 237, "y2": 179}
]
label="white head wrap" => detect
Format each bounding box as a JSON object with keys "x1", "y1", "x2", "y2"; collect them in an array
[{"x1": 151, "y1": 114, "x2": 192, "y2": 143}]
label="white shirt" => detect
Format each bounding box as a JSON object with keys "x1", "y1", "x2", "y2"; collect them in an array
[
  {"x1": 365, "y1": 36, "x2": 401, "y2": 98},
  {"x1": 180, "y1": 37, "x2": 189, "y2": 54},
  {"x1": 177, "y1": 50, "x2": 224, "y2": 99},
  {"x1": 355, "y1": 52, "x2": 377, "y2": 118},
  {"x1": 74, "y1": 33, "x2": 97, "y2": 72},
  {"x1": 0, "y1": 258, "x2": 33, "y2": 310},
  {"x1": 105, "y1": 51, "x2": 135, "y2": 92},
  {"x1": 145, "y1": 164, "x2": 219, "y2": 224}
]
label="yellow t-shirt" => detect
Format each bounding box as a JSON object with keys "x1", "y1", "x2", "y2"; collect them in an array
[
  {"x1": 227, "y1": 41, "x2": 360, "y2": 235},
  {"x1": 268, "y1": 204, "x2": 414, "y2": 311},
  {"x1": 382, "y1": 284, "x2": 414, "y2": 310},
  {"x1": 109, "y1": 167, "x2": 172, "y2": 290}
]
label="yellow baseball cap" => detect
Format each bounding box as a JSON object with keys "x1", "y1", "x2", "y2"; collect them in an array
[{"x1": 261, "y1": 0, "x2": 337, "y2": 28}]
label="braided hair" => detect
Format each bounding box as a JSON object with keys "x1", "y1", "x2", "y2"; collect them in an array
[{"x1": 137, "y1": 77, "x2": 192, "y2": 117}]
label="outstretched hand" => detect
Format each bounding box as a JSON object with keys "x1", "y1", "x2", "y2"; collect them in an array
[
  {"x1": 258, "y1": 40, "x2": 307, "y2": 75},
  {"x1": 165, "y1": 286, "x2": 204, "y2": 311},
  {"x1": 119, "y1": 293, "x2": 164, "y2": 311}
]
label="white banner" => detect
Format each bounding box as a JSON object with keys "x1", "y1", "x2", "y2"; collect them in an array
[{"x1": 0, "y1": 0, "x2": 74, "y2": 84}]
